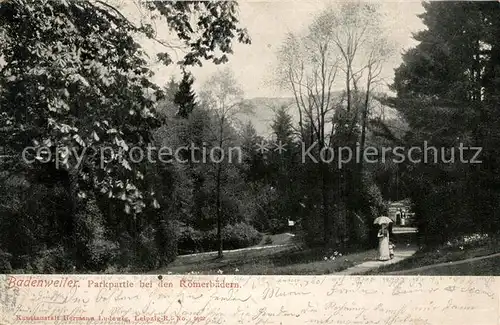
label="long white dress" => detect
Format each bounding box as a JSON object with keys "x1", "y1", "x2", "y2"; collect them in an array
[{"x1": 378, "y1": 229, "x2": 390, "y2": 261}]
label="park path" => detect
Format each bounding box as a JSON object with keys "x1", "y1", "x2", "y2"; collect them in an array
[
  {"x1": 339, "y1": 248, "x2": 500, "y2": 276},
  {"x1": 336, "y1": 246, "x2": 418, "y2": 275},
  {"x1": 177, "y1": 243, "x2": 290, "y2": 259},
  {"x1": 177, "y1": 233, "x2": 297, "y2": 259},
  {"x1": 337, "y1": 226, "x2": 419, "y2": 275}
]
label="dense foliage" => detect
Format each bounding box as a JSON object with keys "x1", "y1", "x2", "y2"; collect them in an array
[
  {"x1": 0, "y1": 0, "x2": 252, "y2": 272},
  {"x1": 1, "y1": 1, "x2": 496, "y2": 273},
  {"x1": 388, "y1": 1, "x2": 500, "y2": 245}
]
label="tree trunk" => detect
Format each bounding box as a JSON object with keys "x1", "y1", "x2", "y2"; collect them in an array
[
  {"x1": 216, "y1": 121, "x2": 224, "y2": 258},
  {"x1": 359, "y1": 74, "x2": 371, "y2": 175},
  {"x1": 66, "y1": 168, "x2": 82, "y2": 268},
  {"x1": 216, "y1": 163, "x2": 223, "y2": 258},
  {"x1": 321, "y1": 163, "x2": 331, "y2": 245},
  {"x1": 346, "y1": 63, "x2": 351, "y2": 112}
]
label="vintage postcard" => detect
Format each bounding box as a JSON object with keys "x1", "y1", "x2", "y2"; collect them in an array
[{"x1": 0, "y1": 0, "x2": 499, "y2": 324}]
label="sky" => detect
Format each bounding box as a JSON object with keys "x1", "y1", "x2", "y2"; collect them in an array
[
  {"x1": 134, "y1": 0, "x2": 427, "y2": 99},
  {"x1": 1, "y1": 0, "x2": 427, "y2": 100}
]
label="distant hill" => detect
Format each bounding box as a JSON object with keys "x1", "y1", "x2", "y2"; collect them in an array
[
  {"x1": 237, "y1": 97, "x2": 295, "y2": 136},
  {"x1": 237, "y1": 95, "x2": 403, "y2": 137}
]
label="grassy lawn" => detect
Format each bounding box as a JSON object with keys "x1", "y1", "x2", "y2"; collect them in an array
[
  {"x1": 409, "y1": 255, "x2": 500, "y2": 275},
  {"x1": 153, "y1": 241, "x2": 378, "y2": 275},
  {"x1": 150, "y1": 231, "x2": 424, "y2": 275},
  {"x1": 363, "y1": 234, "x2": 500, "y2": 275}
]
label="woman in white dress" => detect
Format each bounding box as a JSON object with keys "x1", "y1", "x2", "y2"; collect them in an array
[{"x1": 378, "y1": 224, "x2": 390, "y2": 261}]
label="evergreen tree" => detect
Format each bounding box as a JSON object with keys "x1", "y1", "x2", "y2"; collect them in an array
[
  {"x1": 175, "y1": 70, "x2": 197, "y2": 118},
  {"x1": 240, "y1": 121, "x2": 267, "y2": 182},
  {"x1": 389, "y1": 1, "x2": 500, "y2": 244},
  {"x1": 393, "y1": 1, "x2": 499, "y2": 104},
  {"x1": 271, "y1": 105, "x2": 294, "y2": 145},
  {"x1": 165, "y1": 77, "x2": 179, "y2": 104}
]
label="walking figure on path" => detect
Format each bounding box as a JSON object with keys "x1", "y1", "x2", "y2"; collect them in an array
[{"x1": 373, "y1": 216, "x2": 393, "y2": 261}]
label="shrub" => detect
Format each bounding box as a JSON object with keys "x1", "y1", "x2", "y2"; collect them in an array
[
  {"x1": 135, "y1": 225, "x2": 159, "y2": 270},
  {"x1": 88, "y1": 239, "x2": 119, "y2": 272},
  {"x1": 80, "y1": 200, "x2": 119, "y2": 272},
  {"x1": 0, "y1": 250, "x2": 12, "y2": 273},
  {"x1": 74, "y1": 198, "x2": 111, "y2": 271},
  {"x1": 222, "y1": 222, "x2": 263, "y2": 250},
  {"x1": 201, "y1": 229, "x2": 218, "y2": 251},
  {"x1": 155, "y1": 220, "x2": 179, "y2": 265},
  {"x1": 177, "y1": 222, "x2": 262, "y2": 254},
  {"x1": 32, "y1": 246, "x2": 71, "y2": 273},
  {"x1": 178, "y1": 224, "x2": 205, "y2": 254},
  {"x1": 112, "y1": 224, "x2": 170, "y2": 272},
  {"x1": 264, "y1": 236, "x2": 273, "y2": 245},
  {"x1": 268, "y1": 218, "x2": 285, "y2": 235}
]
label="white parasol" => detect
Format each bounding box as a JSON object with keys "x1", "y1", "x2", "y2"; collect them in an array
[{"x1": 373, "y1": 216, "x2": 393, "y2": 225}]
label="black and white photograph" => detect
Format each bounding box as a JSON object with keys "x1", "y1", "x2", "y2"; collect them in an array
[{"x1": 0, "y1": 0, "x2": 499, "y2": 276}]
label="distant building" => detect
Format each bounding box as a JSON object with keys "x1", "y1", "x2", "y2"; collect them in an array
[{"x1": 387, "y1": 199, "x2": 413, "y2": 226}]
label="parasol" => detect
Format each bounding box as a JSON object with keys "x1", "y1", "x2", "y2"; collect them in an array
[{"x1": 373, "y1": 216, "x2": 393, "y2": 225}]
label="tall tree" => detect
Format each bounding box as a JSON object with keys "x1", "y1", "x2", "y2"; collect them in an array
[
  {"x1": 275, "y1": 3, "x2": 390, "y2": 245},
  {"x1": 276, "y1": 21, "x2": 339, "y2": 245},
  {"x1": 200, "y1": 67, "x2": 253, "y2": 257},
  {"x1": 269, "y1": 106, "x2": 300, "y2": 227},
  {"x1": 389, "y1": 1, "x2": 500, "y2": 244},
  {"x1": 0, "y1": 0, "x2": 250, "y2": 268}
]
